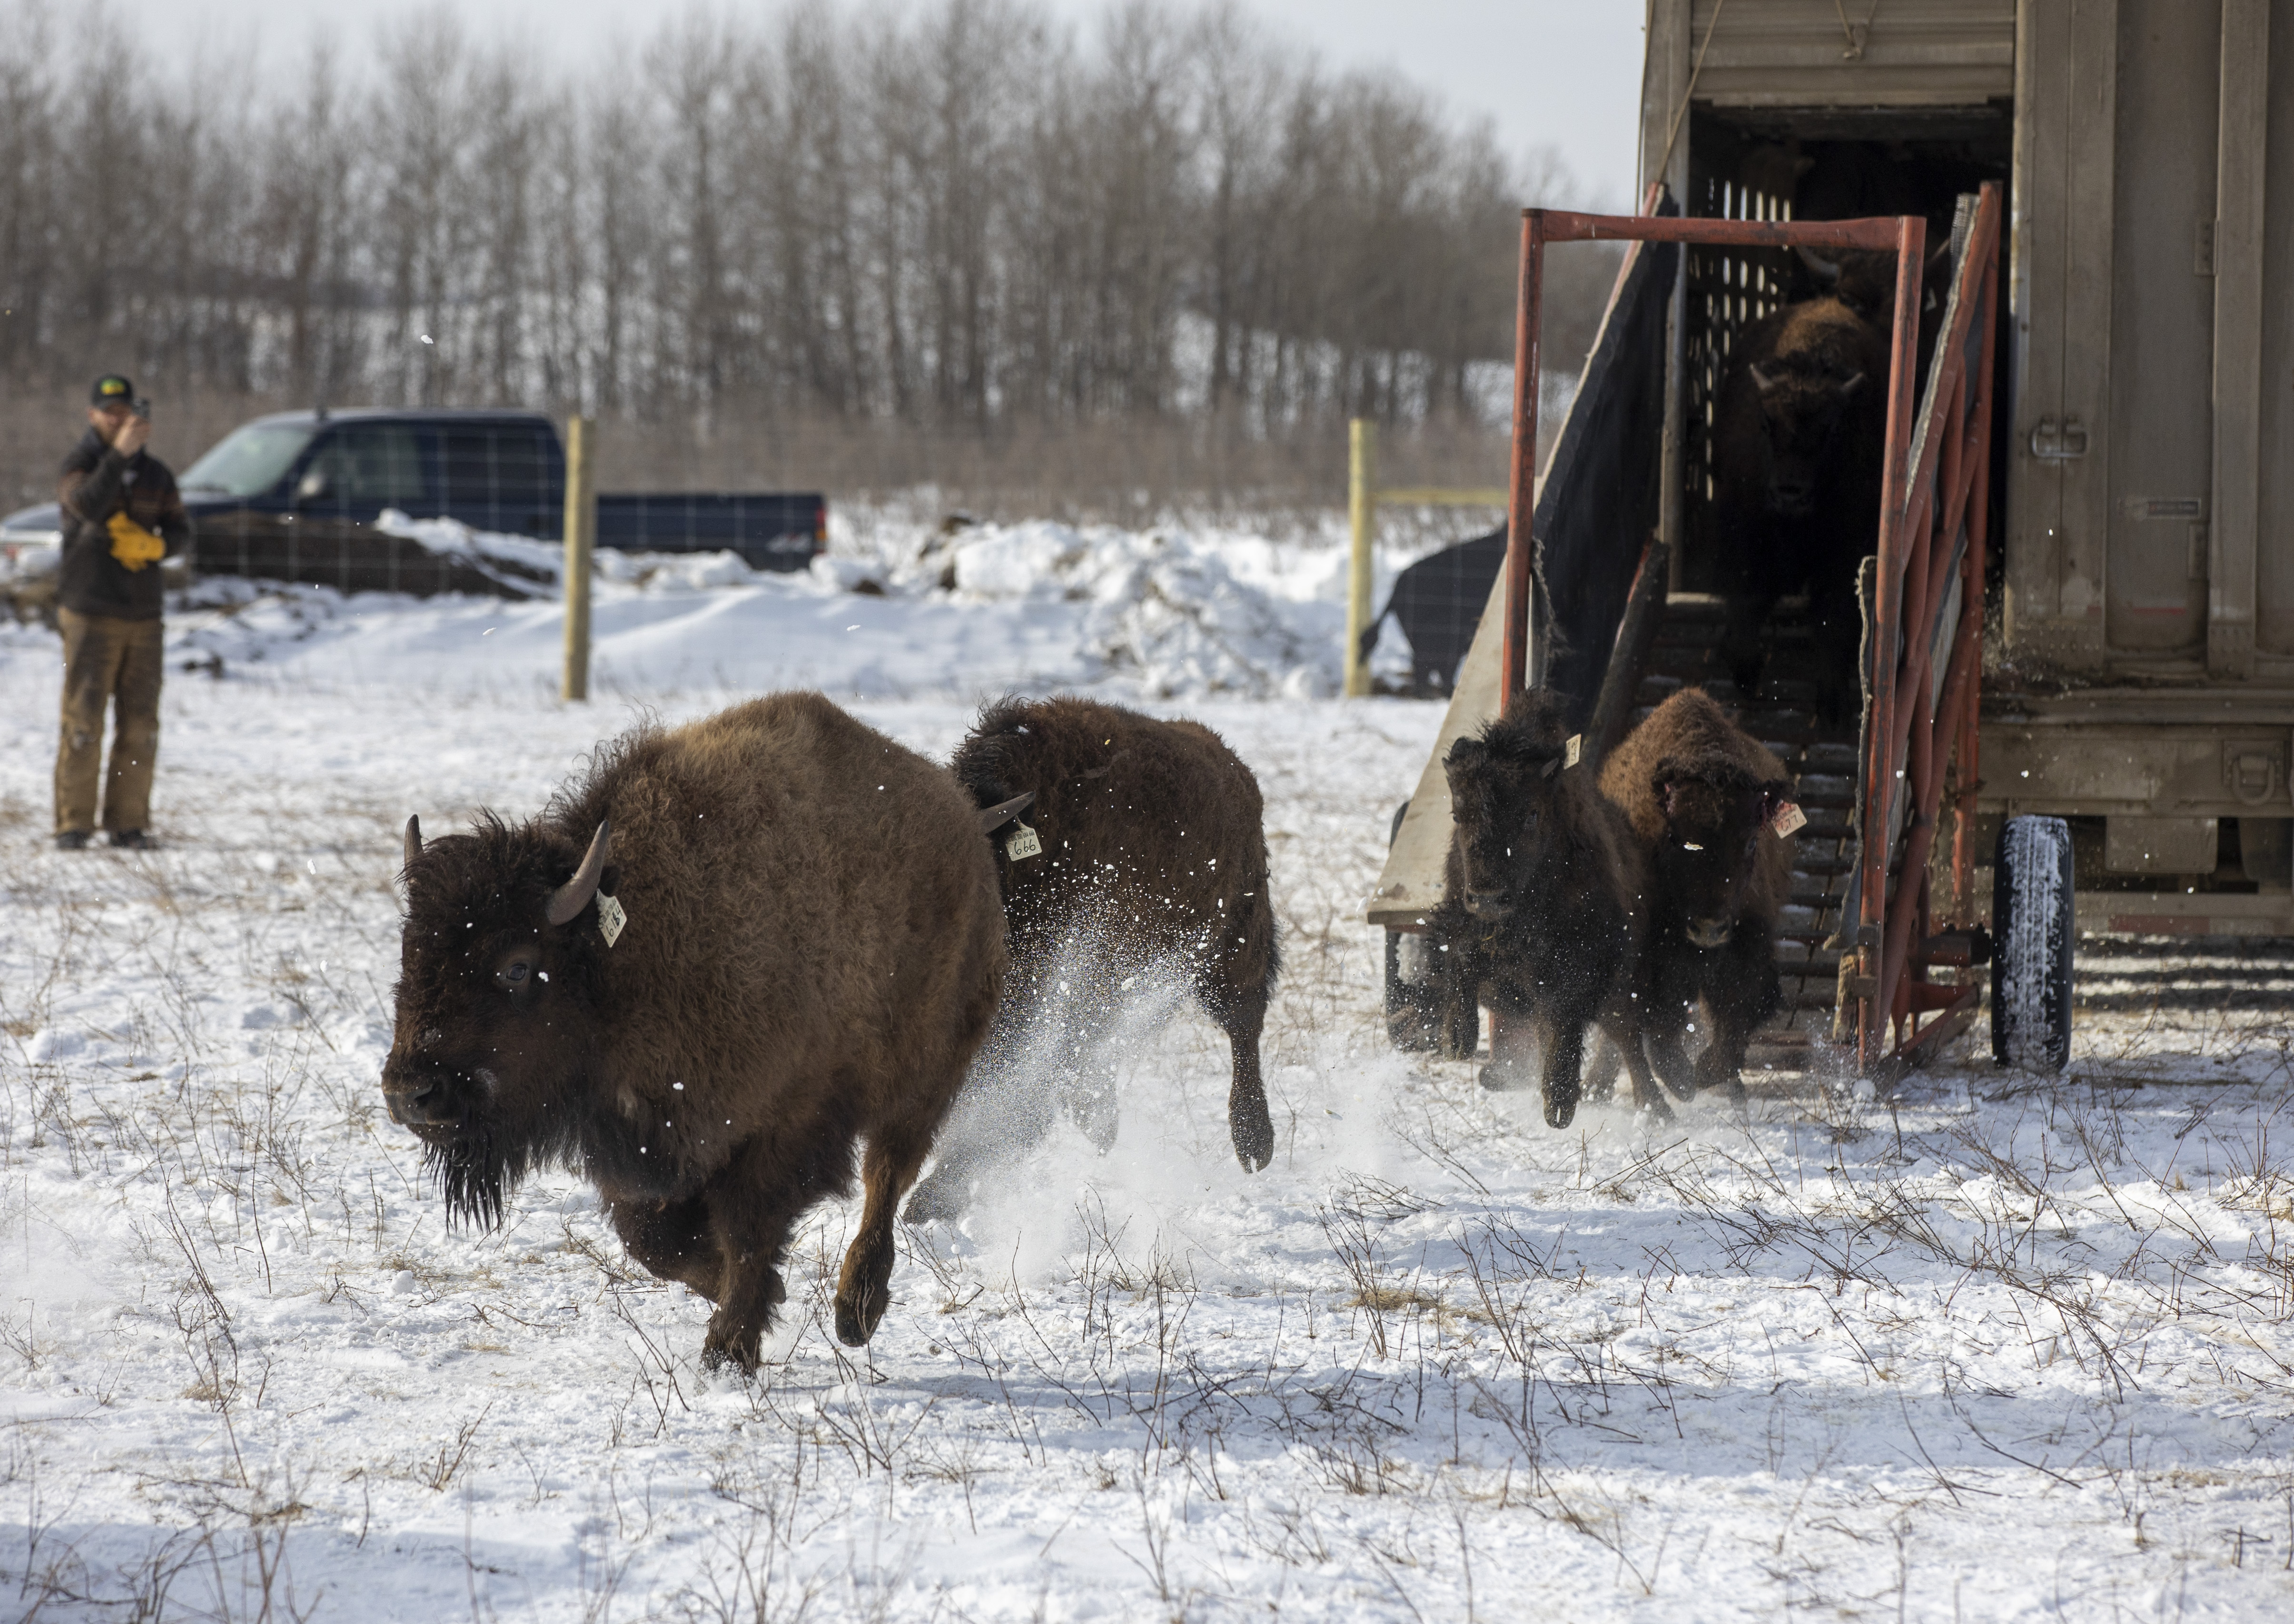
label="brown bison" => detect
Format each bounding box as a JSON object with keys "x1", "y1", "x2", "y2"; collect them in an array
[
  {"x1": 1430, "y1": 688, "x2": 1666, "y2": 1128},
  {"x1": 1601, "y1": 687, "x2": 1796, "y2": 1106},
  {"x1": 1710, "y1": 291, "x2": 1889, "y2": 722},
  {"x1": 903, "y1": 696, "x2": 1278, "y2": 1220},
  {"x1": 383, "y1": 693, "x2": 1006, "y2": 1370}
]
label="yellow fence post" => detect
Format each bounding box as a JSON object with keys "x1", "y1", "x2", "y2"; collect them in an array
[
  {"x1": 1345, "y1": 418, "x2": 1375, "y2": 698},
  {"x1": 561, "y1": 416, "x2": 596, "y2": 703}
]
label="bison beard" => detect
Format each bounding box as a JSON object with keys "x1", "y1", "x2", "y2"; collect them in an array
[
  {"x1": 423, "y1": 1104, "x2": 573, "y2": 1236},
  {"x1": 430, "y1": 1125, "x2": 509, "y2": 1233},
  {"x1": 383, "y1": 693, "x2": 1006, "y2": 1371}
]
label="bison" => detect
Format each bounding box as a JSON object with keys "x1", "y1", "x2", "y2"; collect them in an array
[
  {"x1": 1355, "y1": 526, "x2": 1507, "y2": 695},
  {"x1": 383, "y1": 693, "x2": 1006, "y2": 1370},
  {"x1": 903, "y1": 696, "x2": 1279, "y2": 1220},
  {"x1": 1600, "y1": 687, "x2": 1797, "y2": 1108},
  {"x1": 1710, "y1": 290, "x2": 1889, "y2": 723},
  {"x1": 1430, "y1": 687, "x2": 1666, "y2": 1128}
]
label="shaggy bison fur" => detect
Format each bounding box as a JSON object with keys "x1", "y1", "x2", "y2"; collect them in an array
[
  {"x1": 1600, "y1": 687, "x2": 1796, "y2": 1106},
  {"x1": 1430, "y1": 688, "x2": 1666, "y2": 1128},
  {"x1": 383, "y1": 693, "x2": 1006, "y2": 1370},
  {"x1": 904, "y1": 696, "x2": 1278, "y2": 1219},
  {"x1": 1710, "y1": 292, "x2": 1889, "y2": 722}
]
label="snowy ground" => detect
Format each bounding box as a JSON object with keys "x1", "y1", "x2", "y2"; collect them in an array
[{"x1": 3, "y1": 529, "x2": 2293, "y2": 1622}]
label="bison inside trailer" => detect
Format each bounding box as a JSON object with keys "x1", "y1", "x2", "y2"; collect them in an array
[{"x1": 1374, "y1": 1, "x2": 2289, "y2": 1080}]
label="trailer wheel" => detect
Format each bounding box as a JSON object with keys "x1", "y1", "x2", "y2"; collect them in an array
[
  {"x1": 1990, "y1": 815, "x2": 2074, "y2": 1071},
  {"x1": 1384, "y1": 800, "x2": 1442, "y2": 1051}
]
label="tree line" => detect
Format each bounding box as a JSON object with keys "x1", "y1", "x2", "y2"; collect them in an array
[{"x1": 0, "y1": 0, "x2": 1614, "y2": 506}]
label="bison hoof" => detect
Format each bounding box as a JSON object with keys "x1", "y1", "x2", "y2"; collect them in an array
[
  {"x1": 1230, "y1": 1104, "x2": 1274, "y2": 1173},
  {"x1": 701, "y1": 1322, "x2": 762, "y2": 1376},
  {"x1": 1543, "y1": 1088, "x2": 1579, "y2": 1130},
  {"x1": 1477, "y1": 1063, "x2": 1521, "y2": 1094},
  {"x1": 833, "y1": 1280, "x2": 886, "y2": 1347}
]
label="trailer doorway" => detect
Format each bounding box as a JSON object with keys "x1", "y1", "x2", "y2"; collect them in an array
[{"x1": 1675, "y1": 108, "x2": 2012, "y2": 598}]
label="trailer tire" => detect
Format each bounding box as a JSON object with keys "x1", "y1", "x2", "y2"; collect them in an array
[
  {"x1": 1990, "y1": 815, "x2": 2074, "y2": 1071},
  {"x1": 1384, "y1": 800, "x2": 1442, "y2": 1051}
]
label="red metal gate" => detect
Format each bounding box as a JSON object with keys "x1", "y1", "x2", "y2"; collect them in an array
[{"x1": 1500, "y1": 182, "x2": 2003, "y2": 1075}]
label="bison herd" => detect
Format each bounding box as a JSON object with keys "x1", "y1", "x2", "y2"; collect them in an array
[
  {"x1": 386, "y1": 690, "x2": 1279, "y2": 1371},
  {"x1": 382, "y1": 671, "x2": 1796, "y2": 1369},
  {"x1": 368, "y1": 208, "x2": 1914, "y2": 1370},
  {"x1": 1433, "y1": 686, "x2": 1798, "y2": 1131}
]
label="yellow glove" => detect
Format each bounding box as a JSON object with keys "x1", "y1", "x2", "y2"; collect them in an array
[{"x1": 107, "y1": 511, "x2": 167, "y2": 571}]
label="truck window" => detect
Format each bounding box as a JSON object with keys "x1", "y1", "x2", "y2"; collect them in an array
[
  {"x1": 180, "y1": 423, "x2": 316, "y2": 497},
  {"x1": 442, "y1": 426, "x2": 558, "y2": 535},
  {"x1": 307, "y1": 424, "x2": 426, "y2": 505}
]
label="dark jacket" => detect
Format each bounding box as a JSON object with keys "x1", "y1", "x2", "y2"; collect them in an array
[{"x1": 57, "y1": 430, "x2": 190, "y2": 621}]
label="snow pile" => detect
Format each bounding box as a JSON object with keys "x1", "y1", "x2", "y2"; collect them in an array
[
  {"x1": 376, "y1": 507, "x2": 564, "y2": 586},
  {"x1": 945, "y1": 519, "x2": 1343, "y2": 698},
  {"x1": 4, "y1": 499, "x2": 1455, "y2": 699},
  {"x1": 377, "y1": 510, "x2": 778, "y2": 594},
  {"x1": 106, "y1": 508, "x2": 1434, "y2": 703}
]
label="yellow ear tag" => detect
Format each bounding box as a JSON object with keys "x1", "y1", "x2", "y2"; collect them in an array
[
  {"x1": 596, "y1": 892, "x2": 627, "y2": 947},
  {"x1": 1564, "y1": 734, "x2": 1582, "y2": 769},
  {"x1": 107, "y1": 512, "x2": 166, "y2": 571},
  {"x1": 1771, "y1": 802, "x2": 1808, "y2": 838},
  {"x1": 1005, "y1": 823, "x2": 1043, "y2": 861}
]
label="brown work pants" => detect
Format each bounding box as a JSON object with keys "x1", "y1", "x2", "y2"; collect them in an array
[{"x1": 54, "y1": 608, "x2": 164, "y2": 837}]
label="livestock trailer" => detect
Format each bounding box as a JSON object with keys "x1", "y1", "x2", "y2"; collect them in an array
[{"x1": 1371, "y1": 0, "x2": 2292, "y2": 1077}]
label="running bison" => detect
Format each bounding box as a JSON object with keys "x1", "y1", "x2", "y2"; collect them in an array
[
  {"x1": 384, "y1": 693, "x2": 1006, "y2": 1370},
  {"x1": 1601, "y1": 687, "x2": 1797, "y2": 1107},
  {"x1": 1710, "y1": 289, "x2": 1889, "y2": 722},
  {"x1": 904, "y1": 696, "x2": 1278, "y2": 1219},
  {"x1": 1430, "y1": 688, "x2": 1666, "y2": 1127}
]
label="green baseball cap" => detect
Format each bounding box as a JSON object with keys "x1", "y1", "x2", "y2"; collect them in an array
[{"x1": 91, "y1": 374, "x2": 135, "y2": 406}]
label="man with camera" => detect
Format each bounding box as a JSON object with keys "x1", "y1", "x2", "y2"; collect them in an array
[{"x1": 53, "y1": 374, "x2": 189, "y2": 851}]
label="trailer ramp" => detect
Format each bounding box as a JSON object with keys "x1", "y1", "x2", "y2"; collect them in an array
[{"x1": 1373, "y1": 185, "x2": 2007, "y2": 1085}]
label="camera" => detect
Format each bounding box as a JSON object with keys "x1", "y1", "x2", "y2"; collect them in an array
[{"x1": 132, "y1": 398, "x2": 151, "y2": 420}]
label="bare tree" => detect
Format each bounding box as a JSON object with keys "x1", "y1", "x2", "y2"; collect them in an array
[{"x1": 0, "y1": 0, "x2": 1622, "y2": 512}]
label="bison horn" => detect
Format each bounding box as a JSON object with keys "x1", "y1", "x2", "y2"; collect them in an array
[
  {"x1": 1837, "y1": 371, "x2": 1867, "y2": 398},
  {"x1": 1749, "y1": 362, "x2": 1780, "y2": 395},
  {"x1": 404, "y1": 814, "x2": 422, "y2": 871},
  {"x1": 1795, "y1": 246, "x2": 1843, "y2": 286},
  {"x1": 546, "y1": 819, "x2": 613, "y2": 927}
]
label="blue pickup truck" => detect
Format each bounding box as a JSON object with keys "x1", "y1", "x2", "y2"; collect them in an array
[{"x1": 1, "y1": 408, "x2": 825, "y2": 598}]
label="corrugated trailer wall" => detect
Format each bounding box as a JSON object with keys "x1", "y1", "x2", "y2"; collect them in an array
[
  {"x1": 2105, "y1": 1, "x2": 2218, "y2": 658},
  {"x1": 1683, "y1": 0, "x2": 2015, "y2": 107},
  {"x1": 2262, "y1": 6, "x2": 2294, "y2": 660},
  {"x1": 2007, "y1": 0, "x2": 2286, "y2": 678}
]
